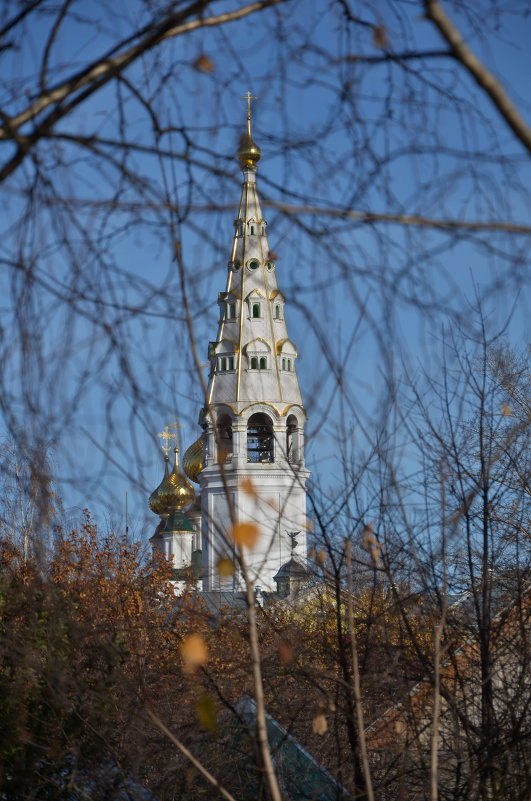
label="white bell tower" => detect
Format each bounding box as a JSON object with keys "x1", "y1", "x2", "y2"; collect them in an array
[{"x1": 198, "y1": 94, "x2": 310, "y2": 592}]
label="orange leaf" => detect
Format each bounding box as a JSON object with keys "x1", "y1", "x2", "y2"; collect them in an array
[
  {"x1": 240, "y1": 477, "x2": 258, "y2": 497},
  {"x1": 193, "y1": 53, "x2": 215, "y2": 73},
  {"x1": 180, "y1": 633, "x2": 208, "y2": 672},
  {"x1": 231, "y1": 522, "x2": 260, "y2": 550}
]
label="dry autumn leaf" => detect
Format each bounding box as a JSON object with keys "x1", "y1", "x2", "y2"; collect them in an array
[
  {"x1": 501, "y1": 403, "x2": 512, "y2": 416},
  {"x1": 278, "y1": 640, "x2": 294, "y2": 665},
  {"x1": 231, "y1": 521, "x2": 260, "y2": 549},
  {"x1": 317, "y1": 549, "x2": 327, "y2": 565},
  {"x1": 193, "y1": 53, "x2": 215, "y2": 73},
  {"x1": 180, "y1": 633, "x2": 208, "y2": 672},
  {"x1": 362, "y1": 523, "x2": 381, "y2": 568},
  {"x1": 217, "y1": 556, "x2": 235, "y2": 577},
  {"x1": 312, "y1": 714, "x2": 328, "y2": 735},
  {"x1": 372, "y1": 24, "x2": 389, "y2": 49}
]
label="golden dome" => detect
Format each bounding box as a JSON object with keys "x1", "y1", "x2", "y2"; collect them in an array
[
  {"x1": 149, "y1": 448, "x2": 195, "y2": 515},
  {"x1": 237, "y1": 132, "x2": 261, "y2": 169},
  {"x1": 183, "y1": 436, "x2": 204, "y2": 484},
  {"x1": 238, "y1": 93, "x2": 261, "y2": 168}
]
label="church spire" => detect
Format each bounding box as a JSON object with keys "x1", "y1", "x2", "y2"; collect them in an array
[
  {"x1": 197, "y1": 98, "x2": 310, "y2": 593},
  {"x1": 206, "y1": 96, "x2": 302, "y2": 413}
]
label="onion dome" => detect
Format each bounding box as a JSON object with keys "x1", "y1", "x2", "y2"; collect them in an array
[
  {"x1": 149, "y1": 455, "x2": 170, "y2": 515},
  {"x1": 149, "y1": 448, "x2": 195, "y2": 516},
  {"x1": 237, "y1": 92, "x2": 261, "y2": 169},
  {"x1": 183, "y1": 436, "x2": 203, "y2": 484},
  {"x1": 237, "y1": 131, "x2": 261, "y2": 169}
]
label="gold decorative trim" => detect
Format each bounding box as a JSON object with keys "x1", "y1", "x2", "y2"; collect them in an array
[
  {"x1": 238, "y1": 401, "x2": 282, "y2": 418},
  {"x1": 280, "y1": 404, "x2": 307, "y2": 419},
  {"x1": 244, "y1": 336, "x2": 272, "y2": 353},
  {"x1": 213, "y1": 337, "x2": 240, "y2": 354},
  {"x1": 275, "y1": 337, "x2": 298, "y2": 356}
]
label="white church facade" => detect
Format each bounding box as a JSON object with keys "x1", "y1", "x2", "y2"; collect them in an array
[{"x1": 149, "y1": 98, "x2": 310, "y2": 597}]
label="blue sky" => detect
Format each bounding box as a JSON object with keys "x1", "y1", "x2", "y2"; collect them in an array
[{"x1": 0, "y1": 0, "x2": 529, "y2": 543}]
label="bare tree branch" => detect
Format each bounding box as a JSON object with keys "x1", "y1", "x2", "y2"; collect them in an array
[
  {"x1": 145, "y1": 707, "x2": 241, "y2": 801},
  {"x1": 425, "y1": 0, "x2": 531, "y2": 153},
  {"x1": 0, "y1": 0, "x2": 285, "y2": 180}
]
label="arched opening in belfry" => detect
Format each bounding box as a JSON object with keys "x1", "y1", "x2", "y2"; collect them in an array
[
  {"x1": 286, "y1": 415, "x2": 298, "y2": 463},
  {"x1": 247, "y1": 413, "x2": 274, "y2": 463},
  {"x1": 217, "y1": 414, "x2": 233, "y2": 464}
]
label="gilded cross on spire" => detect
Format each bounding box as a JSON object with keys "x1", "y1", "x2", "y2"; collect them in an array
[
  {"x1": 241, "y1": 91, "x2": 256, "y2": 129},
  {"x1": 157, "y1": 421, "x2": 184, "y2": 455}
]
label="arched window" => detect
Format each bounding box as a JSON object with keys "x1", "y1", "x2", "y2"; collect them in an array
[
  {"x1": 250, "y1": 225, "x2": 255, "y2": 235},
  {"x1": 252, "y1": 303, "x2": 260, "y2": 319},
  {"x1": 217, "y1": 414, "x2": 232, "y2": 464},
  {"x1": 281, "y1": 357, "x2": 292, "y2": 371},
  {"x1": 227, "y1": 302, "x2": 236, "y2": 319},
  {"x1": 250, "y1": 356, "x2": 258, "y2": 370},
  {"x1": 275, "y1": 304, "x2": 281, "y2": 320},
  {"x1": 259, "y1": 356, "x2": 267, "y2": 370},
  {"x1": 286, "y1": 415, "x2": 297, "y2": 464},
  {"x1": 247, "y1": 413, "x2": 274, "y2": 463}
]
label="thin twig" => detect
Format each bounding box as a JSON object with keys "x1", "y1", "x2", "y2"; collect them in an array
[
  {"x1": 239, "y1": 549, "x2": 283, "y2": 801},
  {"x1": 145, "y1": 707, "x2": 240, "y2": 801},
  {"x1": 345, "y1": 539, "x2": 375, "y2": 801}
]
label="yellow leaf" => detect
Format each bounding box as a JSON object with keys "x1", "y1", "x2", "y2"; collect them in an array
[
  {"x1": 231, "y1": 522, "x2": 260, "y2": 550},
  {"x1": 312, "y1": 714, "x2": 328, "y2": 735},
  {"x1": 196, "y1": 693, "x2": 218, "y2": 733},
  {"x1": 180, "y1": 633, "x2": 208, "y2": 672},
  {"x1": 217, "y1": 557, "x2": 235, "y2": 577},
  {"x1": 501, "y1": 403, "x2": 512, "y2": 416},
  {"x1": 317, "y1": 549, "x2": 327, "y2": 565}
]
